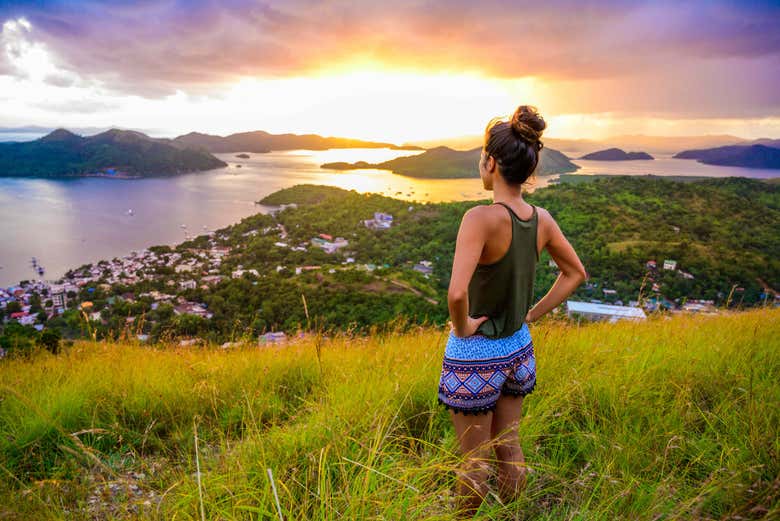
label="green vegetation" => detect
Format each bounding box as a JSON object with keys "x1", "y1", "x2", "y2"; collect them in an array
[
  {"x1": 321, "y1": 146, "x2": 579, "y2": 178},
  {"x1": 556, "y1": 174, "x2": 715, "y2": 184},
  {"x1": 0, "y1": 309, "x2": 777, "y2": 519},
  {"x1": 530, "y1": 176, "x2": 780, "y2": 305},
  {"x1": 5, "y1": 176, "x2": 775, "y2": 348},
  {"x1": 0, "y1": 129, "x2": 226, "y2": 177}
]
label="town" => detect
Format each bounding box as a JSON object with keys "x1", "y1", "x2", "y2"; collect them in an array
[{"x1": 1, "y1": 185, "x2": 777, "y2": 354}]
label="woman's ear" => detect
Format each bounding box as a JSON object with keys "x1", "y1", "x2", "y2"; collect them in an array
[{"x1": 487, "y1": 155, "x2": 497, "y2": 174}]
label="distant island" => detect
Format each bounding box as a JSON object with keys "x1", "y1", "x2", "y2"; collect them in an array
[
  {"x1": 0, "y1": 128, "x2": 227, "y2": 178},
  {"x1": 235, "y1": 153, "x2": 251, "y2": 159},
  {"x1": 320, "y1": 146, "x2": 579, "y2": 178},
  {"x1": 580, "y1": 148, "x2": 654, "y2": 161},
  {"x1": 171, "y1": 130, "x2": 422, "y2": 153},
  {"x1": 674, "y1": 144, "x2": 780, "y2": 169}
]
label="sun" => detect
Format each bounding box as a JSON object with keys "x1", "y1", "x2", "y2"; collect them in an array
[{"x1": 224, "y1": 67, "x2": 541, "y2": 144}]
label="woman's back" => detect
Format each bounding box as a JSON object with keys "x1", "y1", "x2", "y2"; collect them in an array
[{"x1": 468, "y1": 201, "x2": 539, "y2": 338}]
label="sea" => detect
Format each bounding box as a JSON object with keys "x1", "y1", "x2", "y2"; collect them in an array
[{"x1": 0, "y1": 148, "x2": 777, "y2": 287}]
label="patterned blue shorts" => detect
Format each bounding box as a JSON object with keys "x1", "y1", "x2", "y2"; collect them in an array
[{"x1": 438, "y1": 323, "x2": 536, "y2": 414}]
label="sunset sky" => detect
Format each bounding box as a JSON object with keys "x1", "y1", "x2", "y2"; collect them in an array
[{"x1": 0, "y1": 0, "x2": 779, "y2": 143}]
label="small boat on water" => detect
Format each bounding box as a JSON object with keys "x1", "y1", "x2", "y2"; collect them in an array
[
  {"x1": 180, "y1": 224, "x2": 187, "y2": 229},
  {"x1": 127, "y1": 209, "x2": 134, "y2": 216}
]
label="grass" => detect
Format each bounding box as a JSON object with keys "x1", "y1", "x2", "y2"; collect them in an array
[{"x1": 0, "y1": 308, "x2": 778, "y2": 520}]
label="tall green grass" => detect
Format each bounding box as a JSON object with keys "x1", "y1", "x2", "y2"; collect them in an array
[{"x1": 1, "y1": 309, "x2": 778, "y2": 519}]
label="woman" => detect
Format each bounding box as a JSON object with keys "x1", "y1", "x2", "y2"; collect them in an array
[{"x1": 438, "y1": 105, "x2": 587, "y2": 514}]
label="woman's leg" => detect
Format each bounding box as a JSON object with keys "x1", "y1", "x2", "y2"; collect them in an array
[
  {"x1": 450, "y1": 410, "x2": 494, "y2": 515},
  {"x1": 490, "y1": 393, "x2": 527, "y2": 503}
]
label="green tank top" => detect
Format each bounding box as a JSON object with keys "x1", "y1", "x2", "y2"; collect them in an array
[{"x1": 468, "y1": 201, "x2": 539, "y2": 338}]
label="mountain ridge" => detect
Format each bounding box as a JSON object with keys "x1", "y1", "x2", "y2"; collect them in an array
[
  {"x1": 170, "y1": 130, "x2": 422, "y2": 153},
  {"x1": 674, "y1": 144, "x2": 780, "y2": 169},
  {"x1": 0, "y1": 128, "x2": 227, "y2": 178}
]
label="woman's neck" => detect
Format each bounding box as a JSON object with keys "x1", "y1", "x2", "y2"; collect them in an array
[{"x1": 491, "y1": 175, "x2": 524, "y2": 204}]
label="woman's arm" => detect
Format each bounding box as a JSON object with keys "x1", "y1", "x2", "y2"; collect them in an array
[
  {"x1": 526, "y1": 209, "x2": 587, "y2": 323},
  {"x1": 448, "y1": 207, "x2": 490, "y2": 337}
]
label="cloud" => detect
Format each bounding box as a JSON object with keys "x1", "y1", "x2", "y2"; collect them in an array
[
  {"x1": 0, "y1": 0, "x2": 779, "y2": 118},
  {"x1": 34, "y1": 98, "x2": 119, "y2": 113}
]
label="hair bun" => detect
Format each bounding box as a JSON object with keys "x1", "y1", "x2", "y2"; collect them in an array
[{"x1": 510, "y1": 105, "x2": 546, "y2": 150}]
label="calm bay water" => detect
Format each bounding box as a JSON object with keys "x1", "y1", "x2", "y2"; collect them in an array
[
  {"x1": 567, "y1": 153, "x2": 780, "y2": 179},
  {"x1": 0, "y1": 148, "x2": 776, "y2": 286},
  {"x1": 0, "y1": 148, "x2": 479, "y2": 286}
]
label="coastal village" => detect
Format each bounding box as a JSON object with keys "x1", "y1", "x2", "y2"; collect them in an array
[
  {"x1": 1, "y1": 199, "x2": 777, "y2": 352},
  {"x1": 0, "y1": 207, "x2": 446, "y2": 349}
]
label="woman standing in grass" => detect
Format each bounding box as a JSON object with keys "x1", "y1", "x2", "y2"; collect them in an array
[{"x1": 438, "y1": 105, "x2": 587, "y2": 515}]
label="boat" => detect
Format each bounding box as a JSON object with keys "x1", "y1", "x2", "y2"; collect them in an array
[{"x1": 180, "y1": 224, "x2": 187, "y2": 229}]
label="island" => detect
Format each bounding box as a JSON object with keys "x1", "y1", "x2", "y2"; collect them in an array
[
  {"x1": 235, "y1": 153, "x2": 251, "y2": 159},
  {"x1": 579, "y1": 148, "x2": 654, "y2": 160},
  {"x1": 673, "y1": 144, "x2": 780, "y2": 169},
  {"x1": 0, "y1": 128, "x2": 227, "y2": 178},
  {"x1": 320, "y1": 146, "x2": 579, "y2": 178},
  {"x1": 172, "y1": 130, "x2": 423, "y2": 153}
]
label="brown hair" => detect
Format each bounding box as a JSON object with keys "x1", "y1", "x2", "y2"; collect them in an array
[{"x1": 483, "y1": 105, "x2": 546, "y2": 185}]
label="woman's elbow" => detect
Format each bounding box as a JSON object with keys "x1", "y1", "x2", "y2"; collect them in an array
[
  {"x1": 448, "y1": 288, "x2": 468, "y2": 305},
  {"x1": 564, "y1": 266, "x2": 588, "y2": 284}
]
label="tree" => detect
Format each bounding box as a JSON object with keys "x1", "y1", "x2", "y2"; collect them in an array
[{"x1": 38, "y1": 328, "x2": 62, "y2": 354}]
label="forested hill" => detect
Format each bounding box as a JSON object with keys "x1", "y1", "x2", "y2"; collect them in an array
[
  {"x1": 25, "y1": 175, "x2": 778, "y2": 345},
  {"x1": 0, "y1": 128, "x2": 227, "y2": 177},
  {"x1": 674, "y1": 144, "x2": 780, "y2": 169},
  {"x1": 320, "y1": 145, "x2": 579, "y2": 178}
]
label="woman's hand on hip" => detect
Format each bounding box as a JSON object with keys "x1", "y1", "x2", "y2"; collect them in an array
[{"x1": 450, "y1": 315, "x2": 489, "y2": 338}]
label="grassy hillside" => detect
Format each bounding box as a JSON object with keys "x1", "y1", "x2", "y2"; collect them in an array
[{"x1": 1, "y1": 309, "x2": 778, "y2": 519}]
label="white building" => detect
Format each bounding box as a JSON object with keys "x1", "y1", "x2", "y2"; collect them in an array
[
  {"x1": 566, "y1": 300, "x2": 647, "y2": 322},
  {"x1": 259, "y1": 331, "x2": 287, "y2": 344},
  {"x1": 50, "y1": 285, "x2": 68, "y2": 308},
  {"x1": 179, "y1": 279, "x2": 197, "y2": 290},
  {"x1": 364, "y1": 212, "x2": 394, "y2": 230},
  {"x1": 663, "y1": 259, "x2": 677, "y2": 271}
]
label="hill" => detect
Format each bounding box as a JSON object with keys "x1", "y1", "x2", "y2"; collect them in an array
[
  {"x1": 171, "y1": 130, "x2": 422, "y2": 153},
  {"x1": 0, "y1": 128, "x2": 227, "y2": 177},
  {"x1": 4, "y1": 176, "x2": 775, "y2": 347},
  {"x1": 580, "y1": 148, "x2": 654, "y2": 160},
  {"x1": 674, "y1": 144, "x2": 780, "y2": 169},
  {"x1": 0, "y1": 309, "x2": 777, "y2": 519},
  {"x1": 320, "y1": 145, "x2": 580, "y2": 178}
]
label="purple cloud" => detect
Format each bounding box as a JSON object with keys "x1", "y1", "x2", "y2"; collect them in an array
[{"x1": 1, "y1": 0, "x2": 778, "y2": 117}]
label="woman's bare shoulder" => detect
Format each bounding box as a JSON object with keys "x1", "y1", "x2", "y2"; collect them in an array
[
  {"x1": 462, "y1": 203, "x2": 501, "y2": 221},
  {"x1": 534, "y1": 205, "x2": 554, "y2": 227},
  {"x1": 458, "y1": 204, "x2": 505, "y2": 236}
]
